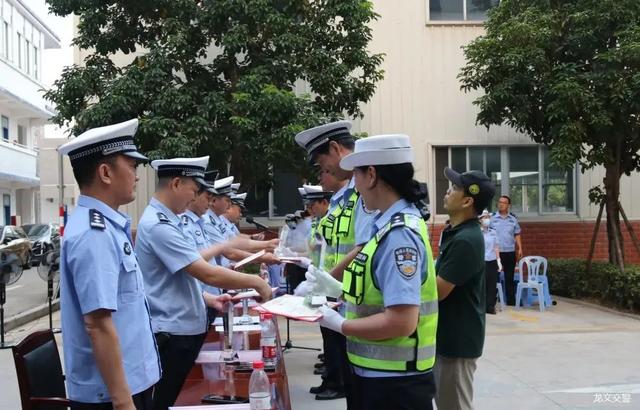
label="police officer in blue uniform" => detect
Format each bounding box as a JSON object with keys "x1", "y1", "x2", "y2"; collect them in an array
[
  {"x1": 135, "y1": 156, "x2": 273, "y2": 410},
  {"x1": 480, "y1": 210, "x2": 502, "y2": 314},
  {"x1": 58, "y1": 119, "x2": 160, "y2": 410},
  {"x1": 490, "y1": 195, "x2": 523, "y2": 306}
]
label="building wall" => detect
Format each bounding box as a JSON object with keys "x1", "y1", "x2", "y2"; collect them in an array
[
  {"x1": 37, "y1": 135, "x2": 76, "y2": 223},
  {"x1": 354, "y1": 0, "x2": 640, "y2": 222}
]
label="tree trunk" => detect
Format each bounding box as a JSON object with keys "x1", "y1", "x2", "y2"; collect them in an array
[{"x1": 604, "y1": 142, "x2": 624, "y2": 271}]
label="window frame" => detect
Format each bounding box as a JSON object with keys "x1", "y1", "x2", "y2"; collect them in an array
[
  {"x1": 426, "y1": 0, "x2": 499, "y2": 23},
  {"x1": 433, "y1": 144, "x2": 577, "y2": 217}
]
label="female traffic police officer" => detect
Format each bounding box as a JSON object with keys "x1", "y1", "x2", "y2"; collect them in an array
[{"x1": 318, "y1": 134, "x2": 438, "y2": 410}]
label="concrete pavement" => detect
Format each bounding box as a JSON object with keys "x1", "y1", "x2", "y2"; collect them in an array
[{"x1": 1, "y1": 297, "x2": 638, "y2": 409}]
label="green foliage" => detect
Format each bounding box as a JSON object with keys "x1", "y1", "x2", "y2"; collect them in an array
[
  {"x1": 45, "y1": 0, "x2": 384, "y2": 188},
  {"x1": 459, "y1": 0, "x2": 640, "y2": 193},
  {"x1": 547, "y1": 258, "x2": 640, "y2": 312}
]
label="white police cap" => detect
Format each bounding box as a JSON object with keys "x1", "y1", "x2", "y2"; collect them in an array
[
  {"x1": 230, "y1": 192, "x2": 247, "y2": 211},
  {"x1": 58, "y1": 118, "x2": 147, "y2": 166},
  {"x1": 151, "y1": 156, "x2": 211, "y2": 187},
  {"x1": 303, "y1": 184, "x2": 333, "y2": 201},
  {"x1": 340, "y1": 134, "x2": 414, "y2": 171},
  {"x1": 295, "y1": 120, "x2": 352, "y2": 157},
  {"x1": 213, "y1": 176, "x2": 234, "y2": 196},
  {"x1": 231, "y1": 183, "x2": 241, "y2": 194}
]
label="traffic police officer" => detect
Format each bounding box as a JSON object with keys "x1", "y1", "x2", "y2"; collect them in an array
[
  {"x1": 318, "y1": 134, "x2": 438, "y2": 410},
  {"x1": 58, "y1": 119, "x2": 160, "y2": 410},
  {"x1": 135, "y1": 156, "x2": 272, "y2": 409},
  {"x1": 490, "y1": 195, "x2": 523, "y2": 305},
  {"x1": 480, "y1": 210, "x2": 501, "y2": 314},
  {"x1": 295, "y1": 120, "x2": 378, "y2": 409}
]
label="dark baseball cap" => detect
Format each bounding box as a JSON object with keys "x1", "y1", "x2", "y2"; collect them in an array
[{"x1": 444, "y1": 167, "x2": 496, "y2": 213}]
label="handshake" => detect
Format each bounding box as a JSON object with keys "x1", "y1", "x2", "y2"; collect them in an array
[{"x1": 294, "y1": 264, "x2": 342, "y2": 298}]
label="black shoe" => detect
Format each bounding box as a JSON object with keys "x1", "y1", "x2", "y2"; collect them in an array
[
  {"x1": 314, "y1": 362, "x2": 324, "y2": 369},
  {"x1": 487, "y1": 308, "x2": 497, "y2": 315},
  {"x1": 309, "y1": 383, "x2": 327, "y2": 394},
  {"x1": 317, "y1": 353, "x2": 325, "y2": 361},
  {"x1": 315, "y1": 388, "x2": 346, "y2": 400},
  {"x1": 313, "y1": 366, "x2": 325, "y2": 375}
]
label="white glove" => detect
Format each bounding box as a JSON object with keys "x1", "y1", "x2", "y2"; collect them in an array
[
  {"x1": 295, "y1": 256, "x2": 312, "y2": 269},
  {"x1": 293, "y1": 267, "x2": 318, "y2": 296},
  {"x1": 308, "y1": 265, "x2": 342, "y2": 298},
  {"x1": 318, "y1": 305, "x2": 345, "y2": 334},
  {"x1": 497, "y1": 258, "x2": 503, "y2": 273}
]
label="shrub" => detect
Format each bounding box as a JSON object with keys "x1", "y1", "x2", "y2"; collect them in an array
[{"x1": 547, "y1": 258, "x2": 640, "y2": 313}]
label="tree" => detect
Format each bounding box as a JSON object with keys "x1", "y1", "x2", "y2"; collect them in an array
[
  {"x1": 45, "y1": 0, "x2": 383, "y2": 195},
  {"x1": 459, "y1": 0, "x2": 640, "y2": 269}
]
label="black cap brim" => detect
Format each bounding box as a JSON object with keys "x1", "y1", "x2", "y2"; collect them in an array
[
  {"x1": 123, "y1": 151, "x2": 149, "y2": 163},
  {"x1": 444, "y1": 167, "x2": 464, "y2": 187},
  {"x1": 194, "y1": 177, "x2": 213, "y2": 189}
]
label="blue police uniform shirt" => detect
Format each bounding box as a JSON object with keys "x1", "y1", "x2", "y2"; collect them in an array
[
  {"x1": 181, "y1": 210, "x2": 209, "y2": 250},
  {"x1": 329, "y1": 183, "x2": 349, "y2": 213},
  {"x1": 203, "y1": 209, "x2": 228, "y2": 244},
  {"x1": 60, "y1": 195, "x2": 160, "y2": 403},
  {"x1": 343, "y1": 177, "x2": 378, "y2": 246},
  {"x1": 220, "y1": 215, "x2": 240, "y2": 237},
  {"x1": 353, "y1": 198, "x2": 428, "y2": 378},
  {"x1": 490, "y1": 212, "x2": 521, "y2": 252},
  {"x1": 136, "y1": 198, "x2": 207, "y2": 335},
  {"x1": 483, "y1": 228, "x2": 499, "y2": 261},
  {"x1": 181, "y1": 210, "x2": 222, "y2": 297}
]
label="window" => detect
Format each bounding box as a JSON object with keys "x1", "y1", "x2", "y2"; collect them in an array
[
  {"x1": 17, "y1": 124, "x2": 25, "y2": 145},
  {"x1": 16, "y1": 32, "x2": 21, "y2": 68},
  {"x1": 433, "y1": 145, "x2": 575, "y2": 216},
  {"x1": 33, "y1": 45, "x2": 38, "y2": 79},
  {"x1": 428, "y1": 0, "x2": 499, "y2": 22},
  {"x1": 245, "y1": 169, "x2": 304, "y2": 218},
  {"x1": 25, "y1": 39, "x2": 30, "y2": 74},
  {"x1": 1, "y1": 115, "x2": 8, "y2": 140},
  {"x1": 3, "y1": 21, "x2": 9, "y2": 59},
  {"x1": 542, "y1": 149, "x2": 574, "y2": 213}
]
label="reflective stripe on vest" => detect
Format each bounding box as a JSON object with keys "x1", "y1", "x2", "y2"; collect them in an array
[
  {"x1": 346, "y1": 300, "x2": 438, "y2": 317},
  {"x1": 346, "y1": 340, "x2": 436, "y2": 362},
  {"x1": 342, "y1": 212, "x2": 438, "y2": 372}
]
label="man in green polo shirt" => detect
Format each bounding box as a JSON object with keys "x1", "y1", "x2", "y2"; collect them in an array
[{"x1": 435, "y1": 167, "x2": 496, "y2": 410}]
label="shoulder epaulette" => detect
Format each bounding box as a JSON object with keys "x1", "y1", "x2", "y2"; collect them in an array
[
  {"x1": 510, "y1": 212, "x2": 518, "y2": 219},
  {"x1": 181, "y1": 215, "x2": 189, "y2": 225},
  {"x1": 157, "y1": 212, "x2": 171, "y2": 223},
  {"x1": 375, "y1": 213, "x2": 421, "y2": 242},
  {"x1": 89, "y1": 209, "x2": 106, "y2": 230},
  {"x1": 209, "y1": 215, "x2": 217, "y2": 225}
]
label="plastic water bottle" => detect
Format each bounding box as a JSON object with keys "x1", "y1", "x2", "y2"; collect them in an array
[
  {"x1": 260, "y1": 313, "x2": 277, "y2": 366},
  {"x1": 249, "y1": 361, "x2": 271, "y2": 410}
]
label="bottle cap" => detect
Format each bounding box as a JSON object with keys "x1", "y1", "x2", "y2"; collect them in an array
[{"x1": 253, "y1": 361, "x2": 265, "y2": 369}]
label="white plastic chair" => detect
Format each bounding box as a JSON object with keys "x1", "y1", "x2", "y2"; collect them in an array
[
  {"x1": 496, "y1": 282, "x2": 506, "y2": 312},
  {"x1": 515, "y1": 256, "x2": 548, "y2": 312}
]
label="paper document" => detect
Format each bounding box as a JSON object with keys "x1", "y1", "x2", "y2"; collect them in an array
[
  {"x1": 214, "y1": 324, "x2": 261, "y2": 332},
  {"x1": 252, "y1": 294, "x2": 339, "y2": 322},
  {"x1": 212, "y1": 316, "x2": 259, "y2": 326},
  {"x1": 229, "y1": 287, "x2": 279, "y2": 301},
  {"x1": 233, "y1": 250, "x2": 265, "y2": 270}
]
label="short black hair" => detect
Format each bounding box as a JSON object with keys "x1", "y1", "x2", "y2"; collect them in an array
[
  {"x1": 500, "y1": 195, "x2": 511, "y2": 204},
  {"x1": 72, "y1": 155, "x2": 119, "y2": 189},
  {"x1": 310, "y1": 136, "x2": 355, "y2": 162}
]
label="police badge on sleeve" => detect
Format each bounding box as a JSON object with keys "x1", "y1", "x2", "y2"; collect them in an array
[{"x1": 395, "y1": 247, "x2": 418, "y2": 278}]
